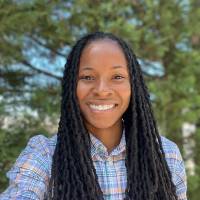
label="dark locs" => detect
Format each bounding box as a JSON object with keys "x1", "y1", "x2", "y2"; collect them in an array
[{"x1": 46, "y1": 32, "x2": 178, "y2": 200}]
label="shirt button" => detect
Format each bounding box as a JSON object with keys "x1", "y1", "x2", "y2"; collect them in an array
[
  {"x1": 109, "y1": 161, "x2": 113, "y2": 166},
  {"x1": 107, "y1": 157, "x2": 114, "y2": 165}
]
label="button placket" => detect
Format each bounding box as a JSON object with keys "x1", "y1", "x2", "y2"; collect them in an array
[{"x1": 107, "y1": 156, "x2": 114, "y2": 166}]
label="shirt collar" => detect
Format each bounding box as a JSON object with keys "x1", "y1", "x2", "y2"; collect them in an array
[{"x1": 90, "y1": 129, "x2": 126, "y2": 159}]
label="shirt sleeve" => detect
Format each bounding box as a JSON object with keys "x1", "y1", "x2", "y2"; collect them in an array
[
  {"x1": 174, "y1": 145, "x2": 187, "y2": 200},
  {"x1": 161, "y1": 136, "x2": 188, "y2": 200},
  {"x1": 0, "y1": 135, "x2": 51, "y2": 200}
]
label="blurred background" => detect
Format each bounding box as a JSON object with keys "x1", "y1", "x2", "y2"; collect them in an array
[{"x1": 0, "y1": 0, "x2": 199, "y2": 198}]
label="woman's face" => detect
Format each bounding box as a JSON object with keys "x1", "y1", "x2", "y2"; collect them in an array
[{"x1": 76, "y1": 39, "x2": 131, "y2": 133}]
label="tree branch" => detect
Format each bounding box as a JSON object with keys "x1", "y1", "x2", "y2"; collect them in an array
[
  {"x1": 0, "y1": 88, "x2": 34, "y2": 93},
  {"x1": 22, "y1": 60, "x2": 62, "y2": 80},
  {"x1": 29, "y1": 35, "x2": 66, "y2": 57}
]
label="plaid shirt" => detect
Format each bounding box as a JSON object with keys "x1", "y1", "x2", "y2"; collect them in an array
[{"x1": 0, "y1": 133, "x2": 187, "y2": 200}]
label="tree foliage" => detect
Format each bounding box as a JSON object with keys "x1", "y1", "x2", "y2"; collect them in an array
[{"x1": 0, "y1": 0, "x2": 199, "y2": 198}]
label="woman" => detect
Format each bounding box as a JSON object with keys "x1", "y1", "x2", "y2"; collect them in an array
[{"x1": 0, "y1": 32, "x2": 187, "y2": 200}]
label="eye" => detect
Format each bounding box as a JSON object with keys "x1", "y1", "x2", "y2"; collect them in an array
[
  {"x1": 79, "y1": 75, "x2": 95, "y2": 81},
  {"x1": 113, "y1": 75, "x2": 125, "y2": 80}
]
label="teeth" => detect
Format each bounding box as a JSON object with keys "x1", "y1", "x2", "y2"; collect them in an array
[{"x1": 89, "y1": 104, "x2": 115, "y2": 111}]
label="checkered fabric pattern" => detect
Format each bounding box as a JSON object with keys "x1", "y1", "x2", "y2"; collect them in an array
[{"x1": 0, "y1": 132, "x2": 187, "y2": 200}]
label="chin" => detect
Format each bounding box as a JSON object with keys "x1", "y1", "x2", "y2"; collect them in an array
[{"x1": 86, "y1": 119, "x2": 120, "y2": 130}]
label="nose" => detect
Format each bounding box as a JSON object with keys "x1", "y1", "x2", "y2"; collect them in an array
[{"x1": 93, "y1": 79, "x2": 113, "y2": 97}]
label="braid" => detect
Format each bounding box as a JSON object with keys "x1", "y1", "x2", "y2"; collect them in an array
[
  {"x1": 46, "y1": 32, "x2": 178, "y2": 200},
  {"x1": 122, "y1": 44, "x2": 177, "y2": 199}
]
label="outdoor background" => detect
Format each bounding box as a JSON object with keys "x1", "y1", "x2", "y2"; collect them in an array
[{"x1": 0, "y1": 0, "x2": 199, "y2": 199}]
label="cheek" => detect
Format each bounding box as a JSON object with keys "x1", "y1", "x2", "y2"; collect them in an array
[
  {"x1": 76, "y1": 82, "x2": 91, "y2": 102},
  {"x1": 124, "y1": 90, "x2": 131, "y2": 107},
  {"x1": 120, "y1": 89, "x2": 131, "y2": 111},
  {"x1": 116, "y1": 82, "x2": 131, "y2": 103},
  {"x1": 76, "y1": 83, "x2": 83, "y2": 102}
]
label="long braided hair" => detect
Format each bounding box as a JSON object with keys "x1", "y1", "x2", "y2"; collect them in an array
[{"x1": 47, "y1": 32, "x2": 178, "y2": 200}]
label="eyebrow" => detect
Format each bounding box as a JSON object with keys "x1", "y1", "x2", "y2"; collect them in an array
[{"x1": 80, "y1": 65, "x2": 126, "y2": 71}]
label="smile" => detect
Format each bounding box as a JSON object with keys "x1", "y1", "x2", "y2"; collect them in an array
[{"x1": 89, "y1": 104, "x2": 116, "y2": 111}]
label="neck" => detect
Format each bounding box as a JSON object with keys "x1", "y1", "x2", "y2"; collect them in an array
[{"x1": 86, "y1": 121, "x2": 123, "y2": 153}]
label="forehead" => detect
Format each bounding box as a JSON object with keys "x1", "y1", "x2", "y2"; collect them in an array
[
  {"x1": 79, "y1": 39, "x2": 127, "y2": 68},
  {"x1": 82, "y1": 39, "x2": 124, "y2": 55}
]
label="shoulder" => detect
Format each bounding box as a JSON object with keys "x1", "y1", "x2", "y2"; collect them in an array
[
  {"x1": 159, "y1": 135, "x2": 184, "y2": 173},
  {"x1": 0, "y1": 134, "x2": 58, "y2": 199},
  {"x1": 160, "y1": 135, "x2": 182, "y2": 161},
  {"x1": 9, "y1": 134, "x2": 58, "y2": 176},
  {"x1": 25, "y1": 134, "x2": 57, "y2": 157},
  {"x1": 160, "y1": 136, "x2": 187, "y2": 199}
]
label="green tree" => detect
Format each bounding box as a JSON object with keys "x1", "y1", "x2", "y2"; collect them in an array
[{"x1": 0, "y1": 0, "x2": 199, "y2": 198}]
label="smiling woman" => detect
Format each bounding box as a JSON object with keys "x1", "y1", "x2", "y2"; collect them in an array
[
  {"x1": 77, "y1": 39, "x2": 131, "y2": 152},
  {"x1": 0, "y1": 32, "x2": 187, "y2": 200}
]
